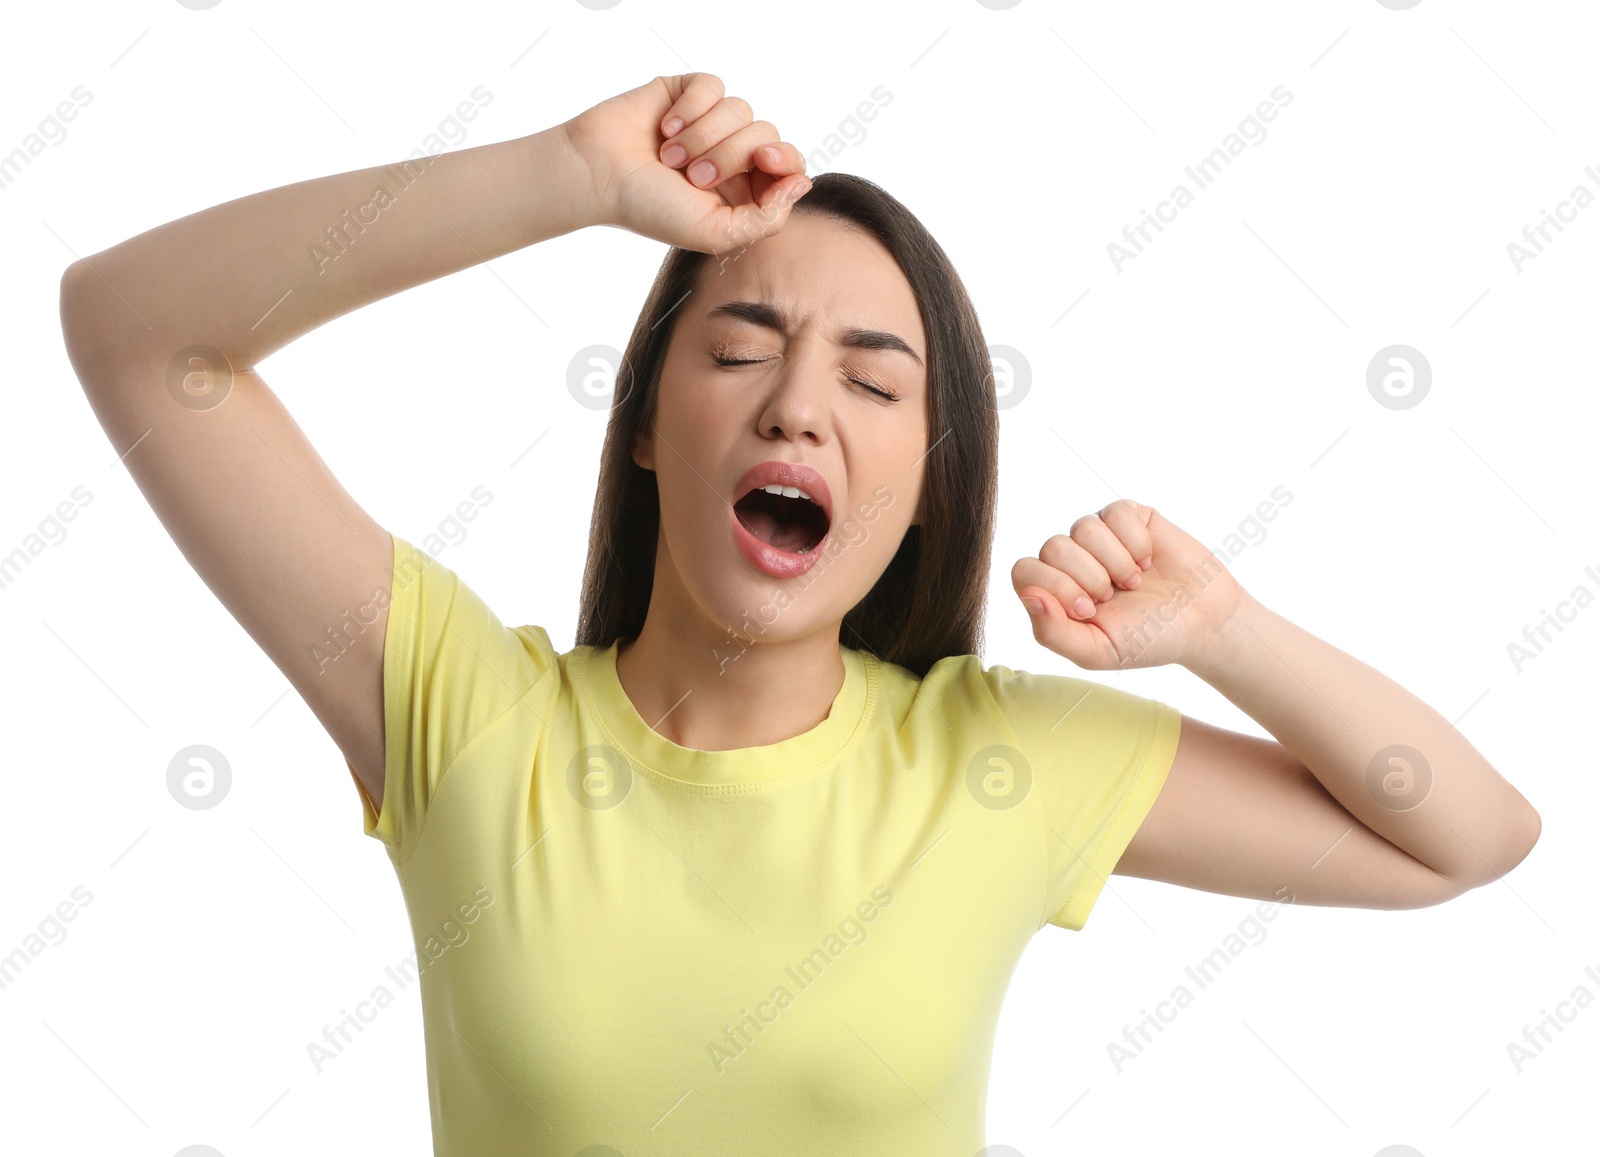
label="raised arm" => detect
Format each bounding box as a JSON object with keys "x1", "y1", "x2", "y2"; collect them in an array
[
  {"x1": 58, "y1": 72, "x2": 812, "y2": 820},
  {"x1": 58, "y1": 122, "x2": 597, "y2": 813},
  {"x1": 1013, "y1": 499, "x2": 1541, "y2": 908}
]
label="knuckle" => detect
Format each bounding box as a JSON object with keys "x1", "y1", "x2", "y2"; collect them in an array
[
  {"x1": 1042, "y1": 532, "x2": 1071, "y2": 555},
  {"x1": 750, "y1": 119, "x2": 777, "y2": 139},
  {"x1": 725, "y1": 95, "x2": 753, "y2": 119}
]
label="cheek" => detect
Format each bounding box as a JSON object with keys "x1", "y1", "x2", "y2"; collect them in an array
[
  {"x1": 657, "y1": 458, "x2": 718, "y2": 548},
  {"x1": 651, "y1": 423, "x2": 733, "y2": 557},
  {"x1": 830, "y1": 485, "x2": 902, "y2": 563},
  {"x1": 831, "y1": 507, "x2": 872, "y2": 551},
  {"x1": 658, "y1": 380, "x2": 738, "y2": 467},
  {"x1": 652, "y1": 379, "x2": 721, "y2": 479}
]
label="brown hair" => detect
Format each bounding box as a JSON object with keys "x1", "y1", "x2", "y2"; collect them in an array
[{"x1": 574, "y1": 172, "x2": 998, "y2": 677}]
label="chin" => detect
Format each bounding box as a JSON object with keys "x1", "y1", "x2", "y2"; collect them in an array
[{"x1": 691, "y1": 568, "x2": 840, "y2": 650}]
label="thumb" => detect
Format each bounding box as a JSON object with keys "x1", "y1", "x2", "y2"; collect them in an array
[
  {"x1": 718, "y1": 173, "x2": 813, "y2": 252},
  {"x1": 1018, "y1": 587, "x2": 1109, "y2": 670}
]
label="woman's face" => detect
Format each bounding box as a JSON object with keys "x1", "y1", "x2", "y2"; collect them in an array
[{"x1": 632, "y1": 212, "x2": 931, "y2": 647}]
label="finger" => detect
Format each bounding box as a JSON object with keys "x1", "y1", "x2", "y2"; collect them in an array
[
  {"x1": 722, "y1": 139, "x2": 807, "y2": 216},
  {"x1": 658, "y1": 72, "x2": 725, "y2": 139},
  {"x1": 1011, "y1": 553, "x2": 1099, "y2": 621},
  {"x1": 1066, "y1": 512, "x2": 1142, "y2": 590},
  {"x1": 662, "y1": 97, "x2": 755, "y2": 184},
  {"x1": 751, "y1": 141, "x2": 808, "y2": 204},
  {"x1": 718, "y1": 172, "x2": 812, "y2": 252},
  {"x1": 1036, "y1": 532, "x2": 1114, "y2": 607},
  {"x1": 690, "y1": 121, "x2": 788, "y2": 197},
  {"x1": 747, "y1": 139, "x2": 807, "y2": 190},
  {"x1": 1100, "y1": 498, "x2": 1156, "y2": 570},
  {"x1": 756, "y1": 168, "x2": 813, "y2": 215},
  {"x1": 1011, "y1": 558, "x2": 1118, "y2": 669}
]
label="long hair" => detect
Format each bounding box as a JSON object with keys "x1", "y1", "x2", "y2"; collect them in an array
[{"x1": 574, "y1": 172, "x2": 998, "y2": 678}]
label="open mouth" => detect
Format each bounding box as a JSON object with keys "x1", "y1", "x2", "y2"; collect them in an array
[{"x1": 732, "y1": 486, "x2": 830, "y2": 555}]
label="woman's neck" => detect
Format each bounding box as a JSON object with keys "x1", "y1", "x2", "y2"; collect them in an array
[{"x1": 613, "y1": 612, "x2": 847, "y2": 753}]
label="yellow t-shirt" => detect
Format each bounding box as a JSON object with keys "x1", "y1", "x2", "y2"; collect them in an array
[{"x1": 347, "y1": 533, "x2": 1181, "y2": 1156}]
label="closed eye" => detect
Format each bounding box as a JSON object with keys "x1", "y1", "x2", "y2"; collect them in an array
[{"x1": 711, "y1": 356, "x2": 902, "y2": 402}]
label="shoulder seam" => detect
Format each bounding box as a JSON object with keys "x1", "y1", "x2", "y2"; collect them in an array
[
  {"x1": 393, "y1": 611, "x2": 559, "y2": 872},
  {"x1": 1049, "y1": 698, "x2": 1182, "y2": 931}
]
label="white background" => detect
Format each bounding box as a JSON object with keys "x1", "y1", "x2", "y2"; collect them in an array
[{"x1": 1, "y1": 2, "x2": 1594, "y2": 1155}]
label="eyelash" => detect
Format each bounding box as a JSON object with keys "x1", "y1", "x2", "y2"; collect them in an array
[{"x1": 711, "y1": 356, "x2": 903, "y2": 403}]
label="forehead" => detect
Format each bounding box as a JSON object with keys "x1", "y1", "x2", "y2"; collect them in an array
[{"x1": 693, "y1": 214, "x2": 925, "y2": 351}]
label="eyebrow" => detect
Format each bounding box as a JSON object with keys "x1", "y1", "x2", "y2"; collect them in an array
[{"x1": 706, "y1": 301, "x2": 924, "y2": 369}]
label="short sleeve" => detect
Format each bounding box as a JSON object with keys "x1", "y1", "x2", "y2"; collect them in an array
[
  {"x1": 982, "y1": 665, "x2": 1182, "y2": 932},
  {"x1": 351, "y1": 533, "x2": 557, "y2": 864}
]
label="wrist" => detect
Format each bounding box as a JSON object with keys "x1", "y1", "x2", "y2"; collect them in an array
[
  {"x1": 1188, "y1": 590, "x2": 1266, "y2": 683},
  {"x1": 540, "y1": 120, "x2": 608, "y2": 233},
  {"x1": 530, "y1": 122, "x2": 606, "y2": 236}
]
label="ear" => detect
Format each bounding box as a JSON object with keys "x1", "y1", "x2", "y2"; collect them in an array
[{"x1": 632, "y1": 426, "x2": 655, "y2": 471}]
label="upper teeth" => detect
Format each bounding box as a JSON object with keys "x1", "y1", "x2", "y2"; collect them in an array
[{"x1": 760, "y1": 483, "x2": 813, "y2": 503}]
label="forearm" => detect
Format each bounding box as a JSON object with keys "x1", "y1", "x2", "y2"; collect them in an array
[
  {"x1": 62, "y1": 124, "x2": 592, "y2": 373},
  {"x1": 1190, "y1": 594, "x2": 1541, "y2": 886}
]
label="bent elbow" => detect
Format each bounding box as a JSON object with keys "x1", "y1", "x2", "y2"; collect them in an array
[
  {"x1": 1437, "y1": 804, "x2": 1541, "y2": 901},
  {"x1": 1504, "y1": 802, "x2": 1541, "y2": 873},
  {"x1": 59, "y1": 259, "x2": 99, "y2": 361}
]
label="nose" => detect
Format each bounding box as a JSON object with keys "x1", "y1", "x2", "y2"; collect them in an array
[{"x1": 755, "y1": 348, "x2": 832, "y2": 444}]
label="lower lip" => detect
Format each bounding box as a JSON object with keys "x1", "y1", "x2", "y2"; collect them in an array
[{"x1": 729, "y1": 505, "x2": 828, "y2": 578}]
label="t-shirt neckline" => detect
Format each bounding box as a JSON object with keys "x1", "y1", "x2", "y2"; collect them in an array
[{"x1": 577, "y1": 637, "x2": 874, "y2": 788}]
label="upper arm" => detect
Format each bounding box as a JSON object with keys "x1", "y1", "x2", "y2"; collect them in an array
[
  {"x1": 60, "y1": 262, "x2": 394, "y2": 813},
  {"x1": 1113, "y1": 713, "x2": 1463, "y2": 909}
]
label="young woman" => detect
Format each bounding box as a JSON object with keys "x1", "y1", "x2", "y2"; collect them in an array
[{"x1": 60, "y1": 73, "x2": 1540, "y2": 1155}]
